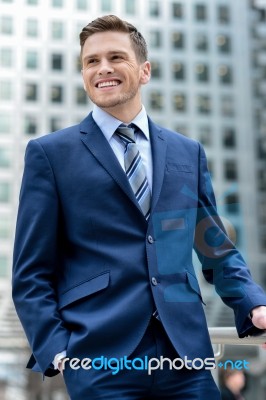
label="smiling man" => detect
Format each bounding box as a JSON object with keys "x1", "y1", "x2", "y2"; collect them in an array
[{"x1": 12, "y1": 15, "x2": 266, "y2": 400}]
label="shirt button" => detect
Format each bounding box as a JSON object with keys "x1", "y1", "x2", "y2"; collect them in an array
[
  {"x1": 151, "y1": 277, "x2": 158, "y2": 286},
  {"x1": 147, "y1": 235, "x2": 154, "y2": 244}
]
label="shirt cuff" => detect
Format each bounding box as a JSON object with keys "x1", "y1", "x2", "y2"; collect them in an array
[{"x1": 53, "y1": 350, "x2": 67, "y2": 370}]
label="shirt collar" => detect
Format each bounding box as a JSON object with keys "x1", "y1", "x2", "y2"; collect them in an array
[{"x1": 92, "y1": 104, "x2": 150, "y2": 142}]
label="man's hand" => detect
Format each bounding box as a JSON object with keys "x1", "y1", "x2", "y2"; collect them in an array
[
  {"x1": 57, "y1": 358, "x2": 67, "y2": 375},
  {"x1": 251, "y1": 306, "x2": 266, "y2": 349}
]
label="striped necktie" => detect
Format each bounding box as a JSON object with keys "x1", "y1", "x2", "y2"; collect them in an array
[{"x1": 115, "y1": 124, "x2": 151, "y2": 220}]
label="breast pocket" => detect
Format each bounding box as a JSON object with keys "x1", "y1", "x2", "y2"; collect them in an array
[
  {"x1": 58, "y1": 271, "x2": 110, "y2": 310},
  {"x1": 166, "y1": 163, "x2": 193, "y2": 174}
]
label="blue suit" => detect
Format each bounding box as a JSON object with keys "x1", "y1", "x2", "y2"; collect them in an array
[{"x1": 12, "y1": 113, "x2": 266, "y2": 390}]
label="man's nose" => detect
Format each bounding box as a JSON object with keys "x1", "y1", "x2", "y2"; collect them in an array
[{"x1": 98, "y1": 60, "x2": 114, "y2": 75}]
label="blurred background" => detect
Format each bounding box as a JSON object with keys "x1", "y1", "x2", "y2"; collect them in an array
[{"x1": 0, "y1": 0, "x2": 266, "y2": 398}]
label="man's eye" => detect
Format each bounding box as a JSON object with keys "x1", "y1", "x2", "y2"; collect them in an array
[{"x1": 112, "y1": 55, "x2": 123, "y2": 60}]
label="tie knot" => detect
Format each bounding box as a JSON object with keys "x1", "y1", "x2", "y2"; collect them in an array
[{"x1": 115, "y1": 124, "x2": 136, "y2": 145}]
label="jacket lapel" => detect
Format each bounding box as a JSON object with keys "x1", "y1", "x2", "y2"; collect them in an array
[
  {"x1": 148, "y1": 118, "x2": 167, "y2": 213},
  {"x1": 80, "y1": 113, "x2": 145, "y2": 217}
]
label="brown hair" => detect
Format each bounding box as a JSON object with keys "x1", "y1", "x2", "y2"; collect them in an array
[{"x1": 79, "y1": 15, "x2": 148, "y2": 63}]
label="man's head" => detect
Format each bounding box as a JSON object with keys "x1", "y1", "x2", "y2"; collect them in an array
[
  {"x1": 80, "y1": 15, "x2": 148, "y2": 63},
  {"x1": 79, "y1": 15, "x2": 151, "y2": 122}
]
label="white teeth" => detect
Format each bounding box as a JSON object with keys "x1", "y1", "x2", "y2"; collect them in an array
[{"x1": 98, "y1": 80, "x2": 120, "y2": 88}]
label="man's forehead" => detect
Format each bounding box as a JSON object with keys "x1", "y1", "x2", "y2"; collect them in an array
[{"x1": 82, "y1": 49, "x2": 130, "y2": 61}]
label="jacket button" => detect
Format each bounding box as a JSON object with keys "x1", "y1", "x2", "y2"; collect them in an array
[
  {"x1": 147, "y1": 235, "x2": 154, "y2": 244},
  {"x1": 151, "y1": 277, "x2": 158, "y2": 286}
]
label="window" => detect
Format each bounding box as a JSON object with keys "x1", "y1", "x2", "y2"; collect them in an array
[
  {"x1": 207, "y1": 159, "x2": 213, "y2": 177},
  {"x1": 218, "y1": 5, "x2": 230, "y2": 24},
  {"x1": 0, "y1": 16, "x2": 13, "y2": 34},
  {"x1": 174, "y1": 125, "x2": 188, "y2": 137},
  {"x1": 195, "y1": 33, "x2": 208, "y2": 51},
  {"x1": 50, "y1": 85, "x2": 63, "y2": 103},
  {"x1": 125, "y1": 0, "x2": 136, "y2": 15},
  {"x1": 0, "y1": 255, "x2": 8, "y2": 278},
  {"x1": 173, "y1": 93, "x2": 186, "y2": 112},
  {"x1": 260, "y1": 233, "x2": 266, "y2": 252},
  {"x1": 101, "y1": 0, "x2": 112, "y2": 12},
  {"x1": 150, "y1": 30, "x2": 162, "y2": 48},
  {"x1": 27, "y1": 0, "x2": 38, "y2": 4},
  {"x1": 0, "y1": 147, "x2": 11, "y2": 168},
  {"x1": 197, "y1": 95, "x2": 211, "y2": 114},
  {"x1": 0, "y1": 48, "x2": 12, "y2": 67},
  {"x1": 52, "y1": 0, "x2": 63, "y2": 7},
  {"x1": 172, "y1": 2, "x2": 183, "y2": 19},
  {"x1": 150, "y1": 61, "x2": 162, "y2": 79},
  {"x1": 218, "y1": 65, "x2": 233, "y2": 84},
  {"x1": 195, "y1": 63, "x2": 209, "y2": 82},
  {"x1": 50, "y1": 117, "x2": 62, "y2": 132},
  {"x1": 258, "y1": 168, "x2": 266, "y2": 191},
  {"x1": 198, "y1": 126, "x2": 212, "y2": 146},
  {"x1": 173, "y1": 62, "x2": 185, "y2": 80},
  {"x1": 76, "y1": 87, "x2": 87, "y2": 105},
  {"x1": 76, "y1": 21, "x2": 85, "y2": 39},
  {"x1": 150, "y1": 91, "x2": 163, "y2": 110},
  {"x1": 51, "y1": 21, "x2": 64, "y2": 39},
  {"x1": 259, "y1": 200, "x2": 266, "y2": 225},
  {"x1": 0, "y1": 81, "x2": 12, "y2": 100},
  {"x1": 149, "y1": 0, "x2": 160, "y2": 17},
  {"x1": 225, "y1": 194, "x2": 240, "y2": 214},
  {"x1": 25, "y1": 115, "x2": 38, "y2": 134},
  {"x1": 217, "y1": 34, "x2": 231, "y2": 53},
  {"x1": 0, "y1": 182, "x2": 10, "y2": 202},
  {"x1": 76, "y1": 0, "x2": 87, "y2": 9},
  {"x1": 220, "y1": 95, "x2": 234, "y2": 116},
  {"x1": 25, "y1": 83, "x2": 38, "y2": 101},
  {"x1": 51, "y1": 53, "x2": 63, "y2": 70},
  {"x1": 75, "y1": 55, "x2": 82, "y2": 72},
  {"x1": 0, "y1": 113, "x2": 11, "y2": 133},
  {"x1": 172, "y1": 32, "x2": 184, "y2": 49},
  {"x1": 258, "y1": 137, "x2": 266, "y2": 160},
  {"x1": 195, "y1": 4, "x2": 207, "y2": 21},
  {"x1": 0, "y1": 214, "x2": 11, "y2": 238},
  {"x1": 26, "y1": 19, "x2": 38, "y2": 37},
  {"x1": 224, "y1": 160, "x2": 238, "y2": 180},
  {"x1": 26, "y1": 50, "x2": 38, "y2": 69},
  {"x1": 258, "y1": 8, "x2": 266, "y2": 23},
  {"x1": 223, "y1": 127, "x2": 236, "y2": 148}
]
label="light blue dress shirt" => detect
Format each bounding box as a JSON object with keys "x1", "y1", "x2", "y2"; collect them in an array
[{"x1": 92, "y1": 105, "x2": 153, "y2": 191}]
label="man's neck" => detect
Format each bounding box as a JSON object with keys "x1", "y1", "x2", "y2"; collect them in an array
[{"x1": 100, "y1": 101, "x2": 142, "y2": 124}]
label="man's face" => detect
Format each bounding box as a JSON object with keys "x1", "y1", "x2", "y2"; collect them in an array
[{"x1": 81, "y1": 31, "x2": 150, "y2": 115}]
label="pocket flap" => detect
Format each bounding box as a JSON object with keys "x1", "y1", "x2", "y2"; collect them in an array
[
  {"x1": 186, "y1": 271, "x2": 206, "y2": 305},
  {"x1": 58, "y1": 271, "x2": 110, "y2": 310}
]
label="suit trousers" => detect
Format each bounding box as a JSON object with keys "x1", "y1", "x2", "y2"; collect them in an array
[{"x1": 63, "y1": 317, "x2": 221, "y2": 400}]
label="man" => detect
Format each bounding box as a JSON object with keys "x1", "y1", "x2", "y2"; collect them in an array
[
  {"x1": 12, "y1": 15, "x2": 266, "y2": 400},
  {"x1": 220, "y1": 370, "x2": 246, "y2": 400}
]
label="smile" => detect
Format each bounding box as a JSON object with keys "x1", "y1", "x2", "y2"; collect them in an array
[{"x1": 97, "y1": 80, "x2": 121, "y2": 88}]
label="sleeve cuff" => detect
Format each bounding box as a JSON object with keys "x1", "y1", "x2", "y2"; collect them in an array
[{"x1": 53, "y1": 350, "x2": 67, "y2": 370}]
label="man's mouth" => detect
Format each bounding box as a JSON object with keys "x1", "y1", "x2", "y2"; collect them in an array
[{"x1": 96, "y1": 80, "x2": 121, "y2": 88}]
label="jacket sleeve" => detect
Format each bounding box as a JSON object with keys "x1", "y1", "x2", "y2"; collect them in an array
[
  {"x1": 194, "y1": 142, "x2": 266, "y2": 337},
  {"x1": 12, "y1": 139, "x2": 70, "y2": 376}
]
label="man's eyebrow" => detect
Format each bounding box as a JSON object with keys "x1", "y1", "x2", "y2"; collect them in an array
[{"x1": 83, "y1": 50, "x2": 128, "y2": 62}]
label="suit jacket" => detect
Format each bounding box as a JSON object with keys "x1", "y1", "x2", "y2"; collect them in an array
[{"x1": 12, "y1": 113, "x2": 266, "y2": 376}]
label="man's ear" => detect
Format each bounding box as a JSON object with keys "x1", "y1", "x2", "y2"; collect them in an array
[{"x1": 140, "y1": 61, "x2": 151, "y2": 85}]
